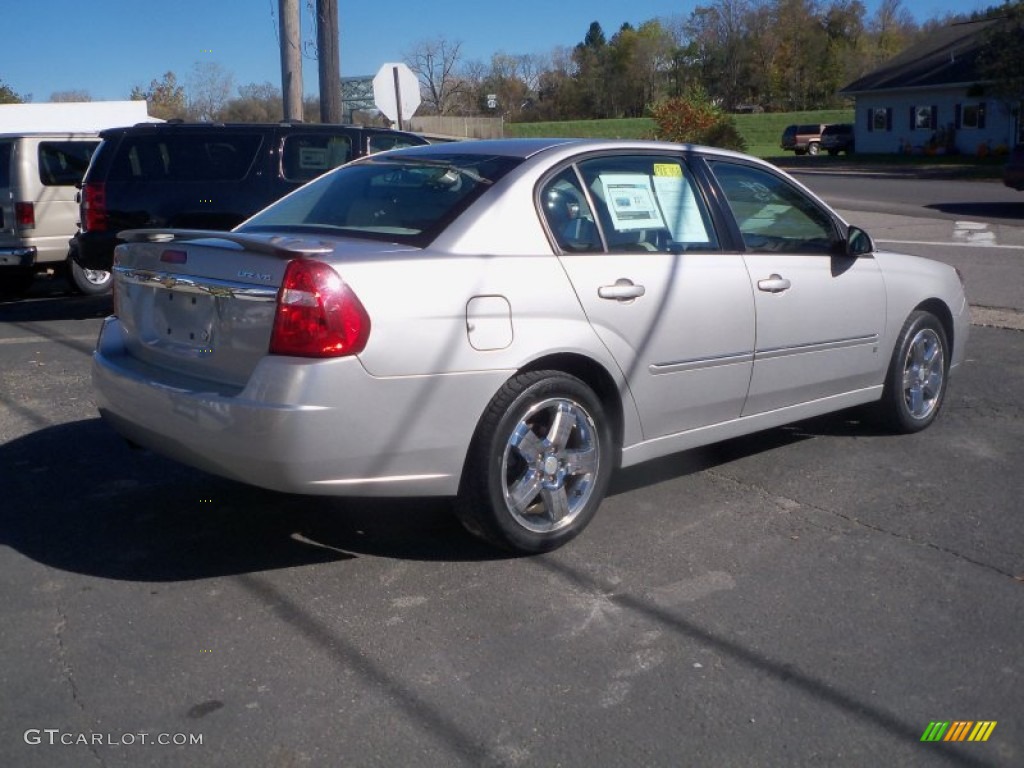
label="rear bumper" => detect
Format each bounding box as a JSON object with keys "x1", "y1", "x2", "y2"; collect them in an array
[
  {"x1": 92, "y1": 317, "x2": 506, "y2": 497},
  {"x1": 73, "y1": 231, "x2": 118, "y2": 271},
  {"x1": 0, "y1": 246, "x2": 36, "y2": 268}
]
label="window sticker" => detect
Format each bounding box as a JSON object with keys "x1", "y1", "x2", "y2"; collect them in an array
[
  {"x1": 600, "y1": 174, "x2": 665, "y2": 231},
  {"x1": 652, "y1": 175, "x2": 708, "y2": 242},
  {"x1": 653, "y1": 163, "x2": 683, "y2": 178},
  {"x1": 299, "y1": 147, "x2": 329, "y2": 170}
]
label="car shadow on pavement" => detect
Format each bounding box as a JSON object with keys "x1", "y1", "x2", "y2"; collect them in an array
[
  {"x1": 926, "y1": 201, "x2": 1024, "y2": 221},
  {"x1": 0, "y1": 419, "x2": 503, "y2": 582},
  {"x1": 1, "y1": 410, "x2": 889, "y2": 581},
  {"x1": 0, "y1": 282, "x2": 112, "y2": 321}
]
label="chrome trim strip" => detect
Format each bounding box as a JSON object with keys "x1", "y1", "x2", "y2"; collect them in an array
[
  {"x1": 650, "y1": 351, "x2": 755, "y2": 375},
  {"x1": 755, "y1": 334, "x2": 879, "y2": 360},
  {"x1": 114, "y1": 266, "x2": 278, "y2": 302},
  {"x1": 311, "y1": 473, "x2": 450, "y2": 486}
]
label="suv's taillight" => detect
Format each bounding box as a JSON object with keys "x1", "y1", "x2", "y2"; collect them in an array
[
  {"x1": 15, "y1": 202, "x2": 34, "y2": 229},
  {"x1": 82, "y1": 182, "x2": 107, "y2": 232},
  {"x1": 269, "y1": 260, "x2": 370, "y2": 358}
]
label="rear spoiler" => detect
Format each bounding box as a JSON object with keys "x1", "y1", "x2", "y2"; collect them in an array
[{"x1": 118, "y1": 229, "x2": 335, "y2": 258}]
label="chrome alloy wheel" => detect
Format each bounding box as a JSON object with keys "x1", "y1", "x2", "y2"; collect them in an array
[
  {"x1": 901, "y1": 327, "x2": 945, "y2": 421},
  {"x1": 500, "y1": 397, "x2": 601, "y2": 534}
]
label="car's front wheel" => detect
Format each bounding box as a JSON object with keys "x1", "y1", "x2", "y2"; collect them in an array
[
  {"x1": 67, "y1": 256, "x2": 112, "y2": 295},
  {"x1": 807, "y1": 142, "x2": 820, "y2": 156},
  {"x1": 877, "y1": 311, "x2": 949, "y2": 433},
  {"x1": 457, "y1": 371, "x2": 612, "y2": 554}
]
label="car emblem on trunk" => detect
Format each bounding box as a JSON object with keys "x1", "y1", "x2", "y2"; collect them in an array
[{"x1": 238, "y1": 269, "x2": 273, "y2": 281}]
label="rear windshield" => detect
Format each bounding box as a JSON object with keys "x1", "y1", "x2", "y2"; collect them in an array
[
  {"x1": 107, "y1": 133, "x2": 263, "y2": 182},
  {"x1": 39, "y1": 141, "x2": 98, "y2": 186},
  {"x1": 239, "y1": 152, "x2": 523, "y2": 247}
]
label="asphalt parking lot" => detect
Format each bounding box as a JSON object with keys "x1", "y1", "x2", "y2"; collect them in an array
[{"x1": 1, "y1": 260, "x2": 1021, "y2": 766}]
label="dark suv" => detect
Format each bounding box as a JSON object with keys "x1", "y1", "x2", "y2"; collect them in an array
[
  {"x1": 821, "y1": 123, "x2": 855, "y2": 155},
  {"x1": 73, "y1": 122, "x2": 428, "y2": 271}
]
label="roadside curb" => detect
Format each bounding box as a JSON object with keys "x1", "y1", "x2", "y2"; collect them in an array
[{"x1": 971, "y1": 306, "x2": 1024, "y2": 331}]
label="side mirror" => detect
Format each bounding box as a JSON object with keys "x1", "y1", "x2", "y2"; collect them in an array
[{"x1": 846, "y1": 225, "x2": 874, "y2": 257}]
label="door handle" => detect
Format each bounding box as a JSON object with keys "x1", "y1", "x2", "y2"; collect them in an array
[
  {"x1": 598, "y1": 279, "x2": 646, "y2": 301},
  {"x1": 757, "y1": 274, "x2": 791, "y2": 293}
]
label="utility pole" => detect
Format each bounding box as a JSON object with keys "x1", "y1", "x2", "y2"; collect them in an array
[
  {"x1": 279, "y1": 0, "x2": 303, "y2": 121},
  {"x1": 317, "y1": 0, "x2": 342, "y2": 123}
]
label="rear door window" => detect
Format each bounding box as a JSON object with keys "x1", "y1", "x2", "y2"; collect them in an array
[
  {"x1": 573, "y1": 154, "x2": 718, "y2": 253},
  {"x1": 281, "y1": 133, "x2": 353, "y2": 182},
  {"x1": 108, "y1": 133, "x2": 263, "y2": 182},
  {"x1": 38, "y1": 141, "x2": 98, "y2": 186}
]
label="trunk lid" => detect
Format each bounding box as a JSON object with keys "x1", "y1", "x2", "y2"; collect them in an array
[{"x1": 111, "y1": 230, "x2": 407, "y2": 389}]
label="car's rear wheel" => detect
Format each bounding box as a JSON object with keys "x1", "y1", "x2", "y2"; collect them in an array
[
  {"x1": 807, "y1": 142, "x2": 820, "y2": 156},
  {"x1": 67, "y1": 256, "x2": 112, "y2": 295},
  {"x1": 876, "y1": 311, "x2": 949, "y2": 433},
  {"x1": 456, "y1": 371, "x2": 612, "y2": 554}
]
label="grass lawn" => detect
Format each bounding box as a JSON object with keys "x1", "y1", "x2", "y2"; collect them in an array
[
  {"x1": 504, "y1": 110, "x2": 1003, "y2": 178},
  {"x1": 505, "y1": 110, "x2": 855, "y2": 158}
]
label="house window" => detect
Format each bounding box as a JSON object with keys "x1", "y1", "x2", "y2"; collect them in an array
[
  {"x1": 958, "y1": 102, "x2": 987, "y2": 130},
  {"x1": 912, "y1": 106, "x2": 937, "y2": 131},
  {"x1": 871, "y1": 108, "x2": 890, "y2": 131}
]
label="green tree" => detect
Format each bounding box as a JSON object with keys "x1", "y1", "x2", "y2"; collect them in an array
[
  {"x1": 977, "y1": 3, "x2": 1024, "y2": 109},
  {"x1": 0, "y1": 78, "x2": 26, "y2": 104}
]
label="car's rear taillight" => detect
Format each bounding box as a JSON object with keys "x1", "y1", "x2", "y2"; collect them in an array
[
  {"x1": 15, "y1": 202, "x2": 34, "y2": 229},
  {"x1": 269, "y1": 259, "x2": 370, "y2": 358},
  {"x1": 82, "y1": 182, "x2": 107, "y2": 232}
]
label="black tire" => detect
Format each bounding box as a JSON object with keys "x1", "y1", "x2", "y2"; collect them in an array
[
  {"x1": 456, "y1": 370, "x2": 613, "y2": 554},
  {"x1": 67, "y1": 256, "x2": 112, "y2": 295},
  {"x1": 807, "y1": 142, "x2": 820, "y2": 156},
  {"x1": 876, "y1": 311, "x2": 950, "y2": 433},
  {"x1": 0, "y1": 270, "x2": 35, "y2": 298},
  {"x1": 827, "y1": 149, "x2": 839, "y2": 156}
]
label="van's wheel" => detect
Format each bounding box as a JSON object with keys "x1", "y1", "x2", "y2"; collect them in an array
[
  {"x1": 67, "y1": 256, "x2": 112, "y2": 295},
  {"x1": 0, "y1": 270, "x2": 34, "y2": 298},
  {"x1": 456, "y1": 371, "x2": 612, "y2": 554},
  {"x1": 876, "y1": 311, "x2": 949, "y2": 433}
]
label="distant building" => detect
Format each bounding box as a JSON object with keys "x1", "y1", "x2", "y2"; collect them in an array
[
  {"x1": 841, "y1": 19, "x2": 1022, "y2": 155},
  {"x1": 0, "y1": 100, "x2": 159, "y2": 133}
]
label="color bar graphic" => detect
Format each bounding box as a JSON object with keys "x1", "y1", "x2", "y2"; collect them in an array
[{"x1": 921, "y1": 721, "x2": 996, "y2": 743}]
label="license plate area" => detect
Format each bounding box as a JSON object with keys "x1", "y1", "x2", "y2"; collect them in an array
[{"x1": 151, "y1": 289, "x2": 217, "y2": 358}]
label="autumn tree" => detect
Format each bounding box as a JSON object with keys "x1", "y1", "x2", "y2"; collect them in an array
[
  {"x1": 220, "y1": 82, "x2": 284, "y2": 122},
  {"x1": 130, "y1": 72, "x2": 186, "y2": 120}
]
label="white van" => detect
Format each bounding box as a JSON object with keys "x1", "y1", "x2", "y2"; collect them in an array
[{"x1": 0, "y1": 133, "x2": 108, "y2": 297}]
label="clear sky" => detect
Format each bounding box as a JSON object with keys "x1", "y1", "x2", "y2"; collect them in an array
[{"x1": 3, "y1": 0, "x2": 997, "y2": 102}]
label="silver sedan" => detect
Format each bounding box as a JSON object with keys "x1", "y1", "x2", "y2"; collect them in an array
[{"x1": 93, "y1": 139, "x2": 969, "y2": 553}]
